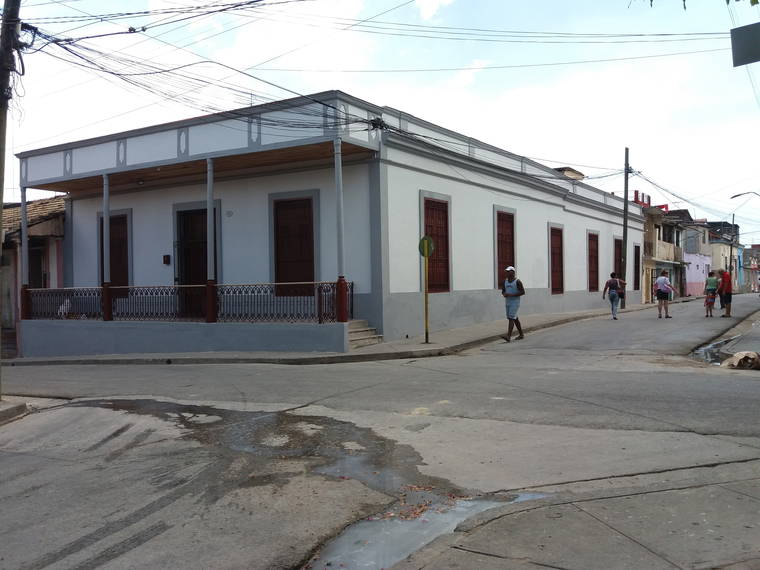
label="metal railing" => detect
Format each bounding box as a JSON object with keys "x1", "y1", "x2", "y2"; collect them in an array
[
  {"x1": 217, "y1": 281, "x2": 351, "y2": 323},
  {"x1": 111, "y1": 285, "x2": 206, "y2": 321},
  {"x1": 26, "y1": 281, "x2": 353, "y2": 324},
  {"x1": 28, "y1": 287, "x2": 103, "y2": 320}
]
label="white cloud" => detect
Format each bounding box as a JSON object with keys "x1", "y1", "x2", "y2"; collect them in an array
[{"x1": 415, "y1": 0, "x2": 456, "y2": 20}]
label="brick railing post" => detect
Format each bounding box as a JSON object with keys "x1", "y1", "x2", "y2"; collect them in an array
[
  {"x1": 336, "y1": 276, "x2": 348, "y2": 323},
  {"x1": 102, "y1": 283, "x2": 113, "y2": 321},
  {"x1": 206, "y1": 280, "x2": 217, "y2": 323}
]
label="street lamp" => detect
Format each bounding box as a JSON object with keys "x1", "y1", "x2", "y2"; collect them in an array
[{"x1": 730, "y1": 191, "x2": 760, "y2": 199}]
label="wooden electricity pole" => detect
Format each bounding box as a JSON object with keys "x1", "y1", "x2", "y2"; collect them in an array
[
  {"x1": 0, "y1": 0, "x2": 22, "y2": 399},
  {"x1": 621, "y1": 147, "x2": 630, "y2": 309}
]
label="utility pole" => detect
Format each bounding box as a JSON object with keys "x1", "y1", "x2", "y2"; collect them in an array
[
  {"x1": 0, "y1": 0, "x2": 22, "y2": 399},
  {"x1": 620, "y1": 147, "x2": 630, "y2": 309},
  {"x1": 729, "y1": 213, "x2": 735, "y2": 286}
]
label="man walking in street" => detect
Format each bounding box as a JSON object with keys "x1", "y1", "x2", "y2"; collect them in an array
[
  {"x1": 502, "y1": 266, "x2": 525, "y2": 342},
  {"x1": 718, "y1": 267, "x2": 733, "y2": 318}
]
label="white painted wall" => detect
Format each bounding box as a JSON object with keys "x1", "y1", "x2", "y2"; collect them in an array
[
  {"x1": 385, "y1": 145, "x2": 644, "y2": 295},
  {"x1": 70, "y1": 164, "x2": 372, "y2": 293}
]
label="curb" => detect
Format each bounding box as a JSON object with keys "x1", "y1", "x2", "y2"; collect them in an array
[
  {"x1": 0, "y1": 296, "x2": 708, "y2": 368},
  {"x1": 0, "y1": 402, "x2": 28, "y2": 425}
]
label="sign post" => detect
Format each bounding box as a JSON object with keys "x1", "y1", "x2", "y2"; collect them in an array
[{"x1": 418, "y1": 236, "x2": 434, "y2": 344}]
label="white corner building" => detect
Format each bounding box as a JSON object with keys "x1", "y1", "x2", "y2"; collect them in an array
[{"x1": 16, "y1": 90, "x2": 644, "y2": 356}]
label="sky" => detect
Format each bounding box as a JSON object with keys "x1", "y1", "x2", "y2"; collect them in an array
[{"x1": 7, "y1": 0, "x2": 760, "y2": 242}]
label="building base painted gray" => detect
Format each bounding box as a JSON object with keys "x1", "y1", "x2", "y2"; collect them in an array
[
  {"x1": 381, "y1": 288, "x2": 637, "y2": 340},
  {"x1": 19, "y1": 320, "x2": 348, "y2": 357}
]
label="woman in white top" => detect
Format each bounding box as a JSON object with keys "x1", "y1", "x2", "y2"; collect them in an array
[{"x1": 653, "y1": 269, "x2": 676, "y2": 319}]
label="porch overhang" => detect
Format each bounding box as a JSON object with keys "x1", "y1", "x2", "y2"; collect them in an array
[
  {"x1": 25, "y1": 141, "x2": 375, "y2": 197},
  {"x1": 16, "y1": 90, "x2": 384, "y2": 195}
]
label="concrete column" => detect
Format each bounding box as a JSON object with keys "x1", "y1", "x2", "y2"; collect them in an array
[
  {"x1": 334, "y1": 137, "x2": 345, "y2": 277},
  {"x1": 334, "y1": 138, "x2": 348, "y2": 322},
  {"x1": 206, "y1": 158, "x2": 215, "y2": 281},
  {"x1": 101, "y1": 175, "x2": 112, "y2": 320},
  {"x1": 20, "y1": 186, "x2": 28, "y2": 286},
  {"x1": 19, "y1": 186, "x2": 30, "y2": 319},
  {"x1": 102, "y1": 174, "x2": 110, "y2": 284},
  {"x1": 205, "y1": 158, "x2": 217, "y2": 323}
]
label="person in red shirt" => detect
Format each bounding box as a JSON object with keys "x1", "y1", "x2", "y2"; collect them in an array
[{"x1": 717, "y1": 268, "x2": 733, "y2": 317}]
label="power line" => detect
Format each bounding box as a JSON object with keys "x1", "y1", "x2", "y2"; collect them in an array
[
  {"x1": 255, "y1": 47, "x2": 730, "y2": 73},
  {"x1": 634, "y1": 171, "x2": 760, "y2": 227}
]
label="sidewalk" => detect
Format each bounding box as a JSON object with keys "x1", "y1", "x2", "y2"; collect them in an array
[
  {"x1": 2, "y1": 298, "x2": 704, "y2": 367},
  {"x1": 0, "y1": 397, "x2": 28, "y2": 425},
  {"x1": 722, "y1": 323, "x2": 760, "y2": 355},
  {"x1": 394, "y1": 461, "x2": 760, "y2": 570}
]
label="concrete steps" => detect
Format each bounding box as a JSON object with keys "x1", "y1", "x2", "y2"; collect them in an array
[{"x1": 348, "y1": 320, "x2": 382, "y2": 349}]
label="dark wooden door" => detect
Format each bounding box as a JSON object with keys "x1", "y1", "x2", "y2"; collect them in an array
[
  {"x1": 614, "y1": 239, "x2": 623, "y2": 277},
  {"x1": 550, "y1": 228, "x2": 563, "y2": 294},
  {"x1": 274, "y1": 199, "x2": 314, "y2": 296},
  {"x1": 178, "y1": 210, "x2": 208, "y2": 285},
  {"x1": 496, "y1": 212, "x2": 514, "y2": 288},
  {"x1": 99, "y1": 215, "x2": 129, "y2": 287},
  {"x1": 177, "y1": 209, "x2": 210, "y2": 318},
  {"x1": 424, "y1": 199, "x2": 450, "y2": 293}
]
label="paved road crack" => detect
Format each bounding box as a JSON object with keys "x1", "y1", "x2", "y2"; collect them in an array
[
  {"x1": 450, "y1": 546, "x2": 573, "y2": 569},
  {"x1": 572, "y1": 503, "x2": 682, "y2": 569}
]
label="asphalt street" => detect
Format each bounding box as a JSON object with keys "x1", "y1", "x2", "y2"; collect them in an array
[{"x1": 1, "y1": 295, "x2": 759, "y2": 569}]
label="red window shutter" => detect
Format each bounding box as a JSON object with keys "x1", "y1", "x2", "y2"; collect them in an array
[
  {"x1": 496, "y1": 212, "x2": 515, "y2": 288},
  {"x1": 588, "y1": 234, "x2": 599, "y2": 292},
  {"x1": 550, "y1": 228, "x2": 563, "y2": 294},
  {"x1": 424, "y1": 199, "x2": 450, "y2": 293}
]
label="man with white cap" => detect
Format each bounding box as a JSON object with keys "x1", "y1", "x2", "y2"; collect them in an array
[{"x1": 501, "y1": 266, "x2": 525, "y2": 342}]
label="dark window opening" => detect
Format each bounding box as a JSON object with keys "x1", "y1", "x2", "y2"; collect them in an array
[
  {"x1": 29, "y1": 241, "x2": 47, "y2": 289},
  {"x1": 614, "y1": 238, "x2": 623, "y2": 277}
]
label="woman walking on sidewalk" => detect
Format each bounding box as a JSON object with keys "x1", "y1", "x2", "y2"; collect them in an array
[
  {"x1": 602, "y1": 272, "x2": 626, "y2": 320},
  {"x1": 501, "y1": 266, "x2": 525, "y2": 342},
  {"x1": 654, "y1": 269, "x2": 675, "y2": 318}
]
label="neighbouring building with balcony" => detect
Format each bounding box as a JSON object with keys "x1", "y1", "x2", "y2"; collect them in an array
[
  {"x1": 15, "y1": 90, "x2": 644, "y2": 357},
  {"x1": 641, "y1": 205, "x2": 685, "y2": 302},
  {"x1": 707, "y1": 221, "x2": 741, "y2": 291}
]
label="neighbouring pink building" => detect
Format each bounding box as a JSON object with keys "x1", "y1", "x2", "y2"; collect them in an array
[{"x1": 680, "y1": 214, "x2": 713, "y2": 297}]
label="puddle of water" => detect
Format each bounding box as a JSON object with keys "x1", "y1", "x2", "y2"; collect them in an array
[
  {"x1": 307, "y1": 492, "x2": 545, "y2": 570},
  {"x1": 691, "y1": 336, "x2": 738, "y2": 365}
]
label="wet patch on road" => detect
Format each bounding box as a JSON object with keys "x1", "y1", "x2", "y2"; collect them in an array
[
  {"x1": 67, "y1": 398, "x2": 522, "y2": 569},
  {"x1": 691, "y1": 336, "x2": 738, "y2": 365}
]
